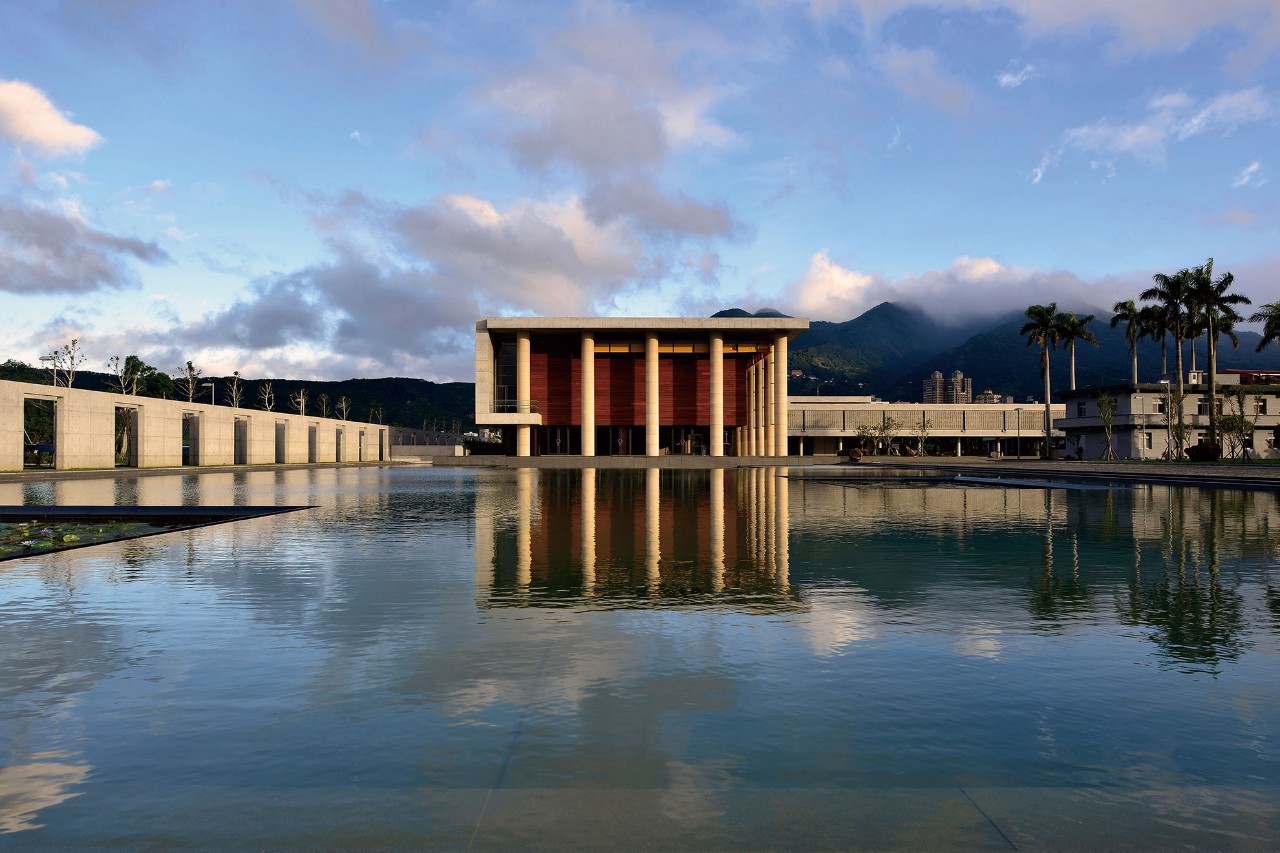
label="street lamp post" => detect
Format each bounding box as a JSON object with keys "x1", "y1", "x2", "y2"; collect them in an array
[
  {"x1": 1014, "y1": 407, "x2": 1023, "y2": 459},
  {"x1": 201, "y1": 381, "x2": 215, "y2": 405}
]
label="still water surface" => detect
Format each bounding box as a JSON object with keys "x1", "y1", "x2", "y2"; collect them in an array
[{"x1": 2, "y1": 467, "x2": 1279, "y2": 850}]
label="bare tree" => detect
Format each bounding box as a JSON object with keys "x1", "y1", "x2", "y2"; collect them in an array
[
  {"x1": 290, "y1": 387, "x2": 308, "y2": 416},
  {"x1": 46, "y1": 338, "x2": 87, "y2": 387},
  {"x1": 1097, "y1": 393, "x2": 1118, "y2": 460},
  {"x1": 258, "y1": 381, "x2": 275, "y2": 411},
  {"x1": 368, "y1": 401, "x2": 383, "y2": 423},
  {"x1": 335, "y1": 395, "x2": 351, "y2": 419},
  {"x1": 316, "y1": 392, "x2": 330, "y2": 418},
  {"x1": 174, "y1": 361, "x2": 203, "y2": 402},
  {"x1": 225, "y1": 371, "x2": 245, "y2": 408}
]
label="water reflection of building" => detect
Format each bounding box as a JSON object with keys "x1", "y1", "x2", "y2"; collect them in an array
[{"x1": 474, "y1": 468, "x2": 800, "y2": 610}]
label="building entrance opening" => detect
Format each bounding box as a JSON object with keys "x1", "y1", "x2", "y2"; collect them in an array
[
  {"x1": 275, "y1": 423, "x2": 287, "y2": 464},
  {"x1": 234, "y1": 419, "x2": 248, "y2": 465},
  {"x1": 608, "y1": 426, "x2": 642, "y2": 456},
  {"x1": 539, "y1": 426, "x2": 577, "y2": 455},
  {"x1": 308, "y1": 425, "x2": 318, "y2": 463},
  {"x1": 23, "y1": 398, "x2": 56, "y2": 469},
  {"x1": 115, "y1": 406, "x2": 138, "y2": 468},
  {"x1": 358, "y1": 430, "x2": 365, "y2": 461},
  {"x1": 335, "y1": 429, "x2": 343, "y2": 462},
  {"x1": 377, "y1": 429, "x2": 385, "y2": 461},
  {"x1": 182, "y1": 412, "x2": 199, "y2": 466}
]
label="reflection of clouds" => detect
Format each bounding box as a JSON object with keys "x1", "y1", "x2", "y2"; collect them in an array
[
  {"x1": 803, "y1": 591, "x2": 881, "y2": 655},
  {"x1": 953, "y1": 623, "x2": 1003, "y2": 660},
  {"x1": 0, "y1": 753, "x2": 89, "y2": 833}
]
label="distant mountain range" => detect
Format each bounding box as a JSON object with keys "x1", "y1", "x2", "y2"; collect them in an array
[
  {"x1": 789, "y1": 301, "x2": 1279, "y2": 402},
  {"x1": 8, "y1": 301, "x2": 1278, "y2": 425}
]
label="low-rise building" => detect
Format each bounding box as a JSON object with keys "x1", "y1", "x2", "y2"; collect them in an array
[{"x1": 1056, "y1": 376, "x2": 1280, "y2": 460}]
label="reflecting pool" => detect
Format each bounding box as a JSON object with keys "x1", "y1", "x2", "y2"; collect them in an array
[{"x1": 2, "y1": 467, "x2": 1279, "y2": 850}]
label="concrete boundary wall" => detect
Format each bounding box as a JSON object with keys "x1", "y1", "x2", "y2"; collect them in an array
[{"x1": 1, "y1": 379, "x2": 412, "y2": 472}]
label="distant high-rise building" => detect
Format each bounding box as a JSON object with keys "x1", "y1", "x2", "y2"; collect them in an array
[
  {"x1": 974, "y1": 388, "x2": 1010, "y2": 404},
  {"x1": 924, "y1": 370, "x2": 972, "y2": 403}
]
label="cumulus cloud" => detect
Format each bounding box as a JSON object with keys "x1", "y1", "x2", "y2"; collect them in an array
[
  {"x1": 880, "y1": 46, "x2": 970, "y2": 113},
  {"x1": 1033, "y1": 88, "x2": 1273, "y2": 181},
  {"x1": 0, "y1": 199, "x2": 170, "y2": 293},
  {"x1": 786, "y1": 252, "x2": 1133, "y2": 323},
  {"x1": 0, "y1": 79, "x2": 101, "y2": 156}
]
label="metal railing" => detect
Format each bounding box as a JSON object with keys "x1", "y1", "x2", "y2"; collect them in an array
[{"x1": 491, "y1": 400, "x2": 540, "y2": 414}]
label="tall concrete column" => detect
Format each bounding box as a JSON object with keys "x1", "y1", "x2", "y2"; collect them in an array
[
  {"x1": 755, "y1": 356, "x2": 766, "y2": 456},
  {"x1": 581, "y1": 332, "x2": 595, "y2": 457},
  {"x1": 516, "y1": 331, "x2": 531, "y2": 458},
  {"x1": 774, "y1": 334, "x2": 789, "y2": 457},
  {"x1": 709, "y1": 333, "x2": 724, "y2": 457},
  {"x1": 746, "y1": 362, "x2": 757, "y2": 456},
  {"x1": 645, "y1": 333, "x2": 660, "y2": 457},
  {"x1": 763, "y1": 350, "x2": 775, "y2": 457}
]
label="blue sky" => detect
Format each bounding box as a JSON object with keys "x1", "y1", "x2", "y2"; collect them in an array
[{"x1": 1, "y1": 0, "x2": 1277, "y2": 382}]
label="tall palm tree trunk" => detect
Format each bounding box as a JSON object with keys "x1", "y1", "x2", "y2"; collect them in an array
[
  {"x1": 1042, "y1": 347, "x2": 1052, "y2": 457},
  {"x1": 1206, "y1": 317, "x2": 1219, "y2": 446},
  {"x1": 1068, "y1": 344, "x2": 1077, "y2": 390},
  {"x1": 1131, "y1": 345, "x2": 1138, "y2": 385},
  {"x1": 1174, "y1": 328, "x2": 1185, "y2": 458}
]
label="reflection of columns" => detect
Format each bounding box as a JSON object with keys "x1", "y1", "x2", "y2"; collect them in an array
[
  {"x1": 764, "y1": 350, "x2": 775, "y2": 457},
  {"x1": 474, "y1": 478, "x2": 496, "y2": 604},
  {"x1": 710, "y1": 468, "x2": 725, "y2": 593},
  {"x1": 581, "y1": 468, "x2": 596, "y2": 595},
  {"x1": 645, "y1": 333, "x2": 660, "y2": 457},
  {"x1": 709, "y1": 334, "x2": 724, "y2": 457},
  {"x1": 516, "y1": 332, "x2": 532, "y2": 457},
  {"x1": 581, "y1": 333, "x2": 596, "y2": 457},
  {"x1": 765, "y1": 467, "x2": 777, "y2": 573},
  {"x1": 776, "y1": 467, "x2": 789, "y2": 589},
  {"x1": 516, "y1": 468, "x2": 533, "y2": 587},
  {"x1": 646, "y1": 467, "x2": 661, "y2": 585},
  {"x1": 774, "y1": 334, "x2": 789, "y2": 457}
]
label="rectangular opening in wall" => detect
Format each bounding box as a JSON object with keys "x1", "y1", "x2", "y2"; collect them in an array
[
  {"x1": 358, "y1": 430, "x2": 365, "y2": 462},
  {"x1": 308, "y1": 425, "x2": 317, "y2": 463},
  {"x1": 182, "y1": 412, "x2": 199, "y2": 466},
  {"x1": 233, "y1": 419, "x2": 248, "y2": 465},
  {"x1": 335, "y1": 429, "x2": 343, "y2": 462},
  {"x1": 23, "y1": 398, "x2": 56, "y2": 469},
  {"x1": 275, "y1": 422, "x2": 287, "y2": 464},
  {"x1": 378, "y1": 430, "x2": 385, "y2": 461},
  {"x1": 114, "y1": 406, "x2": 138, "y2": 468}
]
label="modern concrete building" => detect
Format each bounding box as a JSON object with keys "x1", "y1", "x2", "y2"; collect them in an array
[
  {"x1": 923, "y1": 370, "x2": 973, "y2": 404},
  {"x1": 474, "y1": 316, "x2": 809, "y2": 457},
  {"x1": 787, "y1": 397, "x2": 1064, "y2": 457},
  {"x1": 1, "y1": 379, "x2": 419, "y2": 472}
]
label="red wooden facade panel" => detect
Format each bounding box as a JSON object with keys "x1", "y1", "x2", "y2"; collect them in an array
[{"x1": 526, "y1": 345, "x2": 765, "y2": 428}]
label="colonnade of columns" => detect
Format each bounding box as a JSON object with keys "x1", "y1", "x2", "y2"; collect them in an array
[{"x1": 510, "y1": 330, "x2": 792, "y2": 458}]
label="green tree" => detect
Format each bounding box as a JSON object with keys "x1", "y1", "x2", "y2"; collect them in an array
[
  {"x1": 1019, "y1": 303, "x2": 1059, "y2": 457},
  {"x1": 1185, "y1": 258, "x2": 1250, "y2": 446},
  {"x1": 1110, "y1": 300, "x2": 1143, "y2": 385},
  {"x1": 1056, "y1": 311, "x2": 1099, "y2": 391},
  {"x1": 1142, "y1": 270, "x2": 1193, "y2": 457},
  {"x1": 1140, "y1": 303, "x2": 1170, "y2": 377},
  {"x1": 1250, "y1": 301, "x2": 1280, "y2": 353}
]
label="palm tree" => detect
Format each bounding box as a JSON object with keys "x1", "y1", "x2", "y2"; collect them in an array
[
  {"x1": 1142, "y1": 269, "x2": 1193, "y2": 457},
  {"x1": 1111, "y1": 300, "x2": 1143, "y2": 385},
  {"x1": 1140, "y1": 303, "x2": 1169, "y2": 377},
  {"x1": 1250, "y1": 302, "x2": 1280, "y2": 352},
  {"x1": 1020, "y1": 303, "x2": 1059, "y2": 457},
  {"x1": 1057, "y1": 311, "x2": 1099, "y2": 390},
  {"x1": 1185, "y1": 258, "x2": 1250, "y2": 446}
]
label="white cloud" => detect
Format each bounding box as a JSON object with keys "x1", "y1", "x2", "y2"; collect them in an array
[
  {"x1": 163, "y1": 226, "x2": 196, "y2": 242},
  {"x1": 1231, "y1": 161, "x2": 1265, "y2": 188},
  {"x1": 996, "y1": 62, "x2": 1036, "y2": 88},
  {"x1": 146, "y1": 179, "x2": 173, "y2": 195},
  {"x1": 887, "y1": 124, "x2": 901, "y2": 149},
  {"x1": 349, "y1": 130, "x2": 369, "y2": 145},
  {"x1": 0, "y1": 79, "x2": 101, "y2": 157},
  {"x1": 786, "y1": 252, "x2": 1131, "y2": 323},
  {"x1": 1034, "y1": 87, "x2": 1273, "y2": 181}
]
